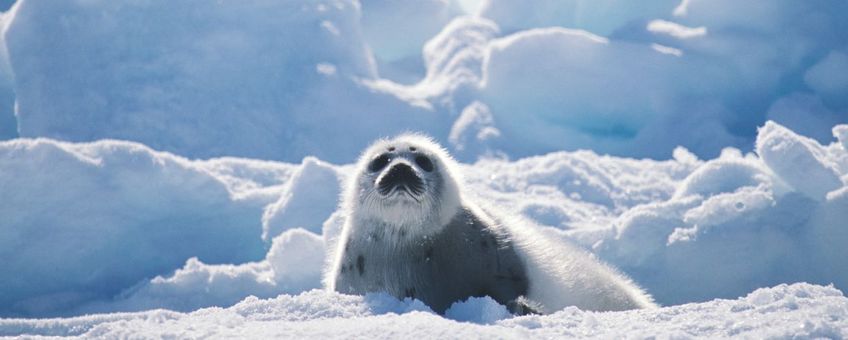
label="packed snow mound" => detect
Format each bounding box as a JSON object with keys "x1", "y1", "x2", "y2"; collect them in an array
[
  {"x1": 474, "y1": 25, "x2": 743, "y2": 159},
  {"x1": 597, "y1": 122, "x2": 848, "y2": 305},
  {"x1": 1, "y1": 283, "x2": 846, "y2": 338},
  {"x1": 261, "y1": 157, "x2": 342, "y2": 239},
  {"x1": 359, "y1": 0, "x2": 464, "y2": 83},
  {"x1": 0, "y1": 138, "x2": 301, "y2": 317},
  {"x1": 78, "y1": 228, "x2": 327, "y2": 316},
  {"x1": 1, "y1": 121, "x2": 846, "y2": 319},
  {"x1": 3, "y1": 0, "x2": 847, "y2": 162},
  {"x1": 5, "y1": 0, "x2": 442, "y2": 162}
]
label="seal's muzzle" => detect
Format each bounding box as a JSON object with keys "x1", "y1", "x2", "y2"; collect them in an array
[{"x1": 378, "y1": 163, "x2": 424, "y2": 196}]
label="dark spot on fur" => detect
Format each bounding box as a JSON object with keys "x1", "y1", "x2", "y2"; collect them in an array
[
  {"x1": 425, "y1": 247, "x2": 434, "y2": 259},
  {"x1": 340, "y1": 266, "x2": 347, "y2": 274},
  {"x1": 399, "y1": 229, "x2": 407, "y2": 237},
  {"x1": 409, "y1": 146, "x2": 417, "y2": 151},
  {"x1": 357, "y1": 255, "x2": 365, "y2": 275},
  {"x1": 480, "y1": 240, "x2": 489, "y2": 250},
  {"x1": 404, "y1": 287, "x2": 416, "y2": 298},
  {"x1": 388, "y1": 146, "x2": 395, "y2": 151}
]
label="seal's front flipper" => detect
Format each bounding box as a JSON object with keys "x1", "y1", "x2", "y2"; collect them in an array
[{"x1": 507, "y1": 296, "x2": 543, "y2": 315}]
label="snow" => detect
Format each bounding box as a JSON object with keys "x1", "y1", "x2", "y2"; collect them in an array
[
  {"x1": 1, "y1": 284, "x2": 845, "y2": 338},
  {"x1": 261, "y1": 157, "x2": 342, "y2": 239},
  {"x1": 359, "y1": 0, "x2": 464, "y2": 83},
  {"x1": 805, "y1": 51, "x2": 848, "y2": 108},
  {"x1": 3, "y1": 0, "x2": 847, "y2": 162},
  {"x1": 0, "y1": 138, "x2": 284, "y2": 316},
  {"x1": 1, "y1": 0, "x2": 847, "y2": 336},
  {"x1": 4, "y1": 0, "x2": 440, "y2": 162},
  {"x1": 1, "y1": 122, "x2": 847, "y2": 335},
  {"x1": 477, "y1": 0, "x2": 680, "y2": 36}
]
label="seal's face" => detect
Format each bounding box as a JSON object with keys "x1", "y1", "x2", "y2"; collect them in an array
[
  {"x1": 369, "y1": 147, "x2": 432, "y2": 203},
  {"x1": 350, "y1": 137, "x2": 460, "y2": 233}
]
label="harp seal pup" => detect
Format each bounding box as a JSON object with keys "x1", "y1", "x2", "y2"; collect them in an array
[{"x1": 326, "y1": 134, "x2": 656, "y2": 314}]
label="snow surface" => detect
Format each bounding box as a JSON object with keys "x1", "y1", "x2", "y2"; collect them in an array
[
  {"x1": 1, "y1": 122, "x2": 847, "y2": 338},
  {"x1": 1, "y1": 284, "x2": 846, "y2": 338},
  {"x1": 2, "y1": 0, "x2": 846, "y2": 162},
  {"x1": 1, "y1": 0, "x2": 848, "y2": 336}
]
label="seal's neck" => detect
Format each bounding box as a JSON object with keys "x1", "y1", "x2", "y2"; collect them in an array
[{"x1": 354, "y1": 203, "x2": 460, "y2": 242}]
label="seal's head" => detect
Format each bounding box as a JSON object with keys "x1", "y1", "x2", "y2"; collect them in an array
[{"x1": 345, "y1": 134, "x2": 462, "y2": 237}]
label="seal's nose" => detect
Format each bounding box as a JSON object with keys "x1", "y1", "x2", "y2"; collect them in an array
[{"x1": 378, "y1": 163, "x2": 424, "y2": 196}]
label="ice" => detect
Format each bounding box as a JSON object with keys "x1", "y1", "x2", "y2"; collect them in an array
[
  {"x1": 474, "y1": 25, "x2": 746, "y2": 159},
  {"x1": 464, "y1": 0, "x2": 848, "y2": 159},
  {"x1": 805, "y1": 51, "x2": 848, "y2": 108},
  {"x1": 5, "y1": 0, "x2": 439, "y2": 163},
  {"x1": 0, "y1": 139, "x2": 280, "y2": 316},
  {"x1": 766, "y1": 94, "x2": 848, "y2": 144},
  {"x1": 3, "y1": 0, "x2": 847, "y2": 162},
  {"x1": 0, "y1": 138, "x2": 337, "y2": 317},
  {"x1": 359, "y1": 0, "x2": 464, "y2": 83},
  {"x1": 476, "y1": 0, "x2": 680, "y2": 36}
]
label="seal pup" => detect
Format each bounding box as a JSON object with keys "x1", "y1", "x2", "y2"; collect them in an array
[{"x1": 326, "y1": 134, "x2": 656, "y2": 314}]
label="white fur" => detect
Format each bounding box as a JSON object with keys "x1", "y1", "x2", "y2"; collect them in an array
[
  {"x1": 344, "y1": 133, "x2": 462, "y2": 233},
  {"x1": 479, "y1": 204, "x2": 658, "y2": 312},
  {"x1": 326, "y1": 134, "x2": 656, "y2": 312},
  {"x1": 326, "y1": 133, "x2": 464, "y2": 290}
]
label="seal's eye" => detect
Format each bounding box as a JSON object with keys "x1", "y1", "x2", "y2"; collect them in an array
[
  {"x1": 415, "y1": 155, "x2": 434, "y2": 172},
  {"x1": 368, "y1": 154, "x2": 390, "y2": 172}
]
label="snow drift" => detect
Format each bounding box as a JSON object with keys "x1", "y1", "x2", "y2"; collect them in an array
[
  {"x1": 0, "y1": 139, "x2": 290, "y2": 316},
  {"x1": 3, "y1": 0, "x2": 846, "y2": 162},
  {"x1": 4, "y1": 0, "x2": 441, "y2": 162},
  {"x1": 1, "y1": 121, "x2": 846, "y2": 318},
  {"x1": 1, "y1": 284, "x2": 846, "y2": 338}
]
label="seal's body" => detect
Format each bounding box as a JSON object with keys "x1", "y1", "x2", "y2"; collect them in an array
[
  {"x1": 327, "y1": 134, "x2": 656, "y2": 314},
  {"x1": 334, "y1": 207, "x2": 532, "y2": 313}
]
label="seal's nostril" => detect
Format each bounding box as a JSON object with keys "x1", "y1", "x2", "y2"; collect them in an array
[
  {"x1": 378, "y1": 163, "x2": 424, "y2": 196},
  {"x1": 384, "y1": 164, "x2": 416, "y2": 183},
  {"x1": 391, "y1": 163, "x2": 413, "y2": 175}
]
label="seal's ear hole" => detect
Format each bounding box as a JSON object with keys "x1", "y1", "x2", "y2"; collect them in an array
[
  {"x1": 368, "y1": 154, "x2": 391, "y2": 172},
  {"x1": 415, "y1": 155, "x2": 434, "y2": 172}
]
